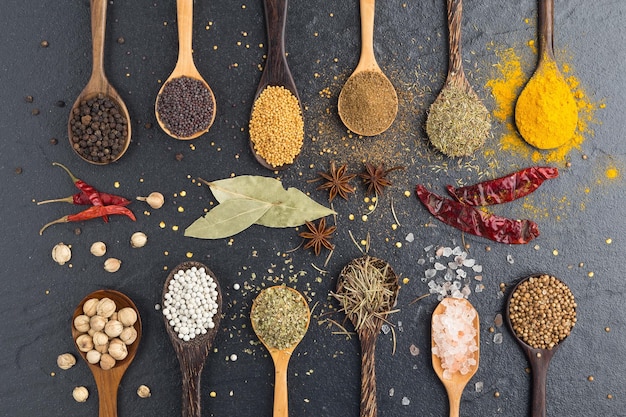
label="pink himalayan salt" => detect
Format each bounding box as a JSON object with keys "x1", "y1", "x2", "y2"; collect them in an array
[{"x1": 432, "y1": 297, "x2": 478, "y2": 380}]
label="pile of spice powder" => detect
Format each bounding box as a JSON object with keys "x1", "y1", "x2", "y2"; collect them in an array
[
  {"x1": 432, "y1": 297, "x2": 479, "y2": 380},
  {"x1": 249, "y1": 85, "x2": 304, "y2": 167},
  {"x1": 508, "y1": 274, "x2": 577, "y2": 349},
  {"x1": 251, "y1": 285, "x2": 309, "y2": 350},
  {"x1": 515, "y1": 57, "x2": 578, "y2": 149},
  {"x1": 156, "y1": 76, "x2": 215, "y2": 138},
  {"x1": 338, "y1": 70, "x2": 398, "y2": 136},
  {"x1": 426, "y1": 85, "x2": 491, "y2": 157},
  {"x1": 69, "y1": 94, "x2": 128, "y2": 163}
]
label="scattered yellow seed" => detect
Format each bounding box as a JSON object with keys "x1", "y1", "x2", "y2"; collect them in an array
[
  {"x1": 348, "y1": 214, "x2": 355, "y2": 221},
  {"x1": 114, "y1": 181, "x2": 120, "y2": 188},
  {"x1": 361, "y1": 215, "x2": 368, "y2": 222},
  {"x1": 210, "y1": 391, "x2": 217, "y2": 397},
  {"x1": 395, "y1": 242, "x2": 402, "y2": 248},
  {"x1": 159, "y1": 221, "x2": 166, "y2": 229},
  {"x1": 186, "y1": 252, "x2": 193, "y2": 258},
  {"x1": 605, "y1": 327, "x2": 611, "y2": 332},
  {"x1": 364, "y1": 197, "x2": 370, "y2": 203},
  {"x1": 402, "y1": 277, "x2": 409, "y2": 284},
  {"x1": 391, "y1": 224, "x2": 398, "y2": 230},
  {"x1": 606, "y1": 238, "x2": 612, "y2": 244},
  {"x1": 368, "y1": 204, "x2": 375, "y2": 211},
  {"x1": 404, "y1": 190, "x2": 411, "y2": 197},
  {"x1": 494, "y1": 391, "x2": 500, "y2": 398},
  {"x1": 588, "y1": 272, "x2": 595, "y2": 278},
  {"x1": 180, "y1": 190, "x2": 187, "y2": 197},
  {"x1": 552, "y1": 249, "x2": 559, "y2": 256},
  {"x1": 50, "y1": 372, "x2": 56, "y2": 377},
  {"x1": 588, "y1": 376, "x2": 594, "y2": 382},
  {"x1": 536, "y1": 352, "x2": 542, "y2": 358},
  {"x1": 607, "y1": 394, "x2": 613, "y2": 399},
  {"x1": 172, "y1": 225, "x2": 179, "y2": 231},
  {"x1": 164, "y1": 251, "x2": 169, "y2": 256},
  {"x1": 360, "y1": 240, "x2": 367, "y2": 246},
  {"x1": 45, "y1": 290, "x2": 50, "y2": 295},
  {"x1": 178, "y1": 206, "x2": 184, "y2": 213}
]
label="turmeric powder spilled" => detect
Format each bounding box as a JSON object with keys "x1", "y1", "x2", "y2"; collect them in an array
[{"x1": 515, "y1": 58, "x2": 578, "y2": 149}]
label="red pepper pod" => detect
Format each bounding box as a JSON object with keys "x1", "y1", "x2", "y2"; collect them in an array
[
  {"x1": 38, "y1": 192, "x2": 131, "y2": 207},
  {"x1": 416, "y1": 185, "x2": 540, "y2": 244},
  {"x1": 446, "y1": 167, "x2": 559, "y2": 206},
  {"x1": 39, "y1": 205, "x2": 136, "y2": 235}
]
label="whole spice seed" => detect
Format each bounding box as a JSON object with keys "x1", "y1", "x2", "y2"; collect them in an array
[
  {"x1": 156, "y1": 76, "x2": 214, "y2": 138},
  {"x1": 338, "y1": 70, "x2": 398, "y2": 136},
  {"x1": 426, "y1": 85, "x2": 491, "y2": 157},
  {"x1": 299, "y1": 217, "x2": 336, "y2": 256},
  {"x1": 69, "y1": 94, "x2": 128, "y2": 163},
  {"x1": 251, "y1": 285, "x2": 309, "y2": 350},
  {"x1": 446, "y1": 167, "x2": 559, "y2": 206},
  {"x1": 249, "y1": 85, "x2": 304, "y2": 167},
  {"x1": 508, "y1": 274, "x2": 577, "y2": 349},
  {"x1": 360, "y1": 162, "x2": 404, "y2": 197}
]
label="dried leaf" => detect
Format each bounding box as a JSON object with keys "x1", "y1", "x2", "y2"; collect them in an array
[
  {"x1": 184, "y1": 199, "x2": 271, "y2": 239},
  {"x1": 202, "y1": 175, "x2": 336, "y2": 228}
]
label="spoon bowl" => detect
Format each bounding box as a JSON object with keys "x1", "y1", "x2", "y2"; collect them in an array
[
  {"x1": 335, "y1": 256, "x2": 399, "y2": 417},
  {"x1": 162, "y1": 261, "x2": 222, "y2": 417},
  {"x1": 155, "y1": 0, "x2": 216, "y2": 140},
  {"x1": 337, "y1": 0, "x2": 397, "y2": 137},
  {"x1": 251, "y1": 286, "x2": 310, "y2": 417},
  {"x1": 71, "y1": 289, "x2": 142, "y2": 416},
  {"x1": 505, "y1": 274, "x2": 576, "y2": 417},
  {"x1": 431, "y1": 297, "x2": 480, "y2": 417},
  {"x1": 68, "y1": 0, "x2": 131, "y2": 165},
  {"x1": 249, "y1": 0, "x2": 303, "y2": 170}
]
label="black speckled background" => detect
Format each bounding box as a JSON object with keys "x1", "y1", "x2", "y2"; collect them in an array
[{"x1": 2, "y1": 0, "x2": 625, "y2": 416}]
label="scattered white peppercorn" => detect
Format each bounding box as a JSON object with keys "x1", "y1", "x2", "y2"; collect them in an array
[
  {"x1": 162, "y1": 266, "x2": 219, "y2": 342},
  {"x1": 90, "y1": 241, "x2": 107, "y2": 257},
  {"x1": 73, "y1": 386, "x2": 89, "y2": 402},
  {"x1": 57, "y1": 353, "x2": 76, "y2": 370},
  {"x1": 104, "y1": 258, "x2": 122, "y2": 273},
  {"x1": 130, "y1": 232, "x2": 148, "y2": 248},
  {"x1": 52, "y1": 243, "x2": 72, "y2": 265},
  {"x1": 137, "y1": 384, "x2": 151, "y2": 398},
  {"x1": 136, "y1": 192, "x2": 164, "y2": 209}
]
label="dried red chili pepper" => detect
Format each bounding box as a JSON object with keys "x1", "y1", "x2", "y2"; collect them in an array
[
  {"x1": 446, "y1": 167, "x2": 559, "y2": 206},
  {"x1": 52, "y1": 162, "x2": 110, "y2": 222},
  {"x1": 416, "y1": 185, "x2": 539, "y2": 244},
  {"x1": 37, "y1": 192, "x2": 131, "y2": 207},
  {"x1": 39, "y1": 205, "x2": 136, "y2": 235}
]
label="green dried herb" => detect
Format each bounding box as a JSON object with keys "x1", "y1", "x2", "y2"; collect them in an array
[
  {"x1": 251, "y1": 286, "x2": 309, "y2": 350},
  {"x1": 426, "y1": 85, "x2": 491, "y2": 157},
  {"x1": 185, "y1": 176, "x2": 335, "y2": 239}
]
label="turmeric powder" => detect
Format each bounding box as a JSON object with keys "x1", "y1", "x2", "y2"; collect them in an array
[{"x1": 514, "y1": 58, "x2": 578, "y2": 149}]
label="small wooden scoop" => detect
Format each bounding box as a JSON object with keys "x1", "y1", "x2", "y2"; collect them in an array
[
  {"x1": 251, "y1": 286, "x2": 310, "y2": 417},
  {"x1": 71, "y1": 289, "x2": 142, "y2": 417},
  {"x1": 431, "y1": 297, "x2": 480, "y2": 417},
  {"x1": 162, "y1": 261, "x2": 222, "y2": 417},
  {"x1": 68, "y1": 0, "x2": 131, "y2": 165}
]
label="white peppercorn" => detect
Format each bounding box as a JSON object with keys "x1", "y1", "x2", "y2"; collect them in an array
[
  {"x1": 104, "y1": 258, "x2": 122, "y2": 273},
  {"x1": 52, "y1": 243, "x2": 72, "y2": 265},
  {"x1": 57, "y1": 353, "x2": 76, "y2": 370},
  {"x1": 117, "y1": 307, "x2": 138, "y2": 327},
  {"x1": 104, "y1": 320, "x2": 124, "y2": 338},
  {"x1": 90, "y1": 241, "x2": 107, "y2": 257},
  {"x1": 73, "y1": 315, "x2": 91, "y2": 333},
  {"x1": 130, "y1": 232, "x2": 148, "y2": 248},
  {"x1": 72, "y1": 386, "x2": 89, "y2": 402},
  {"x1": 86, "y1": 350, "x2": 101, "y2": 364}
]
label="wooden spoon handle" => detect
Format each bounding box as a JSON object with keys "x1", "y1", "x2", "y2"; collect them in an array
[
  {"x1": 179, "y1": 356, "x2": 204, "y2": 417},
  {"x1": 358, "y1": 0, "x2": 376, "y2": 67},
  {"x1": 177, "y1": 0, "x2": 194, "y2": 62},
  {"x1": 272, "y1": 350, "x2": 291, "y2": 417},
  {"x1": 359, "y1": 330, "x2": 378, "y2": 417},
  {"x1": 538, "y1": 0, "x2": 555, "y2": 59},
  {"x1": 93, "y1": 366, "x2": 125, "y2": 417},
  {"x1": 445, "y1": 0, "x2": 465, "y2": 85},
  {"x1": 260, "y1": 0, "x2": 291, "y2": 88},
  {"x1": 528, "y1": 348, "x2": 555, "y2": 417},
  {"x1": 90, "y1": 0, "x2": 107, "y2": 80}
]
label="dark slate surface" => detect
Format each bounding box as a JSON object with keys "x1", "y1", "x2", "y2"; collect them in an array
[{"x1": 1, "y1": 0, "x2": 625, "y2": 416}]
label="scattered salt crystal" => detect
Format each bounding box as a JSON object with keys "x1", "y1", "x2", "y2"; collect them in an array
[
  {"x1": 455, "y1": 255, "x2": 466, "y2": 265},
  {"x1": 463, "y1": 258, "x2": 476, "y2": 267},
  {"x1": 401, "y1": 397, "x2": 410, "y2": 406},
  {"x1": 409, "y1": 344, "x2": 420, "y2": 356},
  {"x1": 473, "y1": 264, "x2": 483, "y2": 273},
  {"x1": 456, "y1": 269, "x2": 467, "y2": 279},
  {"x1": 405, "y1": 233, "x2": 415, "y2": 242},
  {"x1": 475, "y1": 381, "x2": 484, "y2": 392},
  {"x1": 434, "y1": 262, "x2": 446, "y2": 271},
  {"x1": 381, "y1": 324, "x2": 391, "y2": 335},
  {"x1": 436, "y1": 246, "x2": 445, "y2": 257},
  {"x1": 475, "y1": 284, "x2": 484, "y2": 293},
  {"x1": 233, "y1": 283, "x2": 241, "y2": 290},
  {"x1": 418, "y1": 258, "x2": 425, "y2": 265},
  {"x1": 448, "y1": 261, "x2": 459, "y2": 270},
  {"x1": 425, "y1": 269, "x2": 437, "y2": 278},
  {"x1": 452, "y1": 246, "x2": 463, "y2": 256},
  {"x1": 397, "y1": 321, "x2": 403, "y2": 332},
  {"x1": 389, "y1": 388, "x2": 395, "y2": 397},
  {"x1": 443, "y1": 247, "x2": 453, "y2": 257},
  {"x1": 424, "y1": 245, "x2": 433, "y2": 252},
  {"x1": 506, "y1": 254, "x2": 514, "y2": 264},
  {"x1": 474, "y1": 275, "x2": 483, "y2": 281},
  {"x1": 494, "y1": 313, "x2": 503, "y2": 327},
  {"x1": 461, "y1": 285, "x2": 471, "y2": 297},
  {"x1": 493, "y1": 333, "x2": 503, "y2": 344}
]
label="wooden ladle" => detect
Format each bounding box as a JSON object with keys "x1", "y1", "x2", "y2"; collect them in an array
[
  {"x1": 251, "y1": 286, "x2": 310, "y2": 417},
  {"x1": 337, "y1": 0, "x2": 398, "y2": 136},
  {"x1": 335, "y1": 256, "x2": 399, "y2": 417},
  {"x1": 431, "y1": 297, "x2": 480, "y2": 417},
  {"x1": 505, "y1": 275, "x2": 575, "y2": 417},
  {"x1": 162, "y1": 261, "x2": 222, "y2": 417},
  {"x1": 155, "y1": 0, "x2": 216, "y2": 140},
  {"x1": 68, "y1": 0, "x2": 131, "y2": 165},
  {"x1": 71, "y1": 289, "x2": 142, "y2": 417},
  {"x1": 249, "y1": 0, "x2": 303, "y2": 170}
]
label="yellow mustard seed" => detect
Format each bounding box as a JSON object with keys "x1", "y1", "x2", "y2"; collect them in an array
[{"x1": 249, "y1": 86, "x2": 304, "y2": 168}]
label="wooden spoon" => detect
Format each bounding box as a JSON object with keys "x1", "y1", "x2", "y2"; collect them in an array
[
  {"x1": 251, "y1": 286, "x2": 310, "y2": 417},
  {"x1": 335, "y1": 256, "x2": 399, "y2": 417},
  {"x1": 249, "y1": 0, "x2": 303, "y2": 170},
  {"x1": 337, "y1": 0, "x2": 398, "y2": 137},
  {"x1": 505, "y1": 275, "x2": 574, "y2": 417},
  {"x1": 162, "y1": 261, "x2": 222, "y2": 417},
  {"x1": 155, "y1": 0, "x2": 216, "y2": 140},
  {"x1": 514, "y1": 0, "x2": 577, "y2": 149},
  {"x1": 431, "y1": 297, "x2": 480, "y2": 417},
  {"x1": 71, "y1": 289, "x2": 142, "y2": 417},
  {"x1": 68, "y1": 0, "x2": 131, "y2": 165}
]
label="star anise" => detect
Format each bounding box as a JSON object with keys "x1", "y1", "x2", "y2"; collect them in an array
[
  {"x1": 313, "y1": 161, "x2": 356, "y2": 202},
  {"x1": 299, "y1": 217, "x2": 336, "y2": 256},
  {"x1": 360, "y1": 163, "x2": 404, "y2": 196}
]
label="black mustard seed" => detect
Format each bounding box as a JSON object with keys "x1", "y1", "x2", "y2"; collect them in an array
[
  {"x1": 69, "y1": 93, "x2": 128, "y2": 164},
  {"x1": 156, "y1": 76, "x2": 214, "y2": 138}
]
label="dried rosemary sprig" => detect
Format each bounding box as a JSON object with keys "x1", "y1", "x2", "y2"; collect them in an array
[
  {"x1": 426, "y1": 85, "x2": 491, "y2": 157},
  {"x1": 333, "y1": 256, "x2": 399, "y2": 334}
]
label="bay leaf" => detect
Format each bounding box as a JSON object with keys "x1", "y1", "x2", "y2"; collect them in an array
[
  {"x1": 201, "y1": 175, "x2": 335, "y2": 228},
  {"x1": 184, "y1": 198, "x2": 271, "y2": 239}
]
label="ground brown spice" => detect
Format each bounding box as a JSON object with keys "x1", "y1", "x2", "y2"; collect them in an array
[{"x1": 338, "y1": 70, "x2": 398, "y2": 136}]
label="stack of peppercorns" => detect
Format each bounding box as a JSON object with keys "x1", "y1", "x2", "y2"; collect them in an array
[
  {"x1": 508, "y1": 274, "x2": 577, "y2": 349},
  {"x1": 69, "y1": 93, "x2": 128, "y2": 163}
]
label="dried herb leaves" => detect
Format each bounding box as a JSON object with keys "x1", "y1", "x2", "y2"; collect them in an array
[{"x1": 185, "y1": 176, "x2": 335, "y2": 239}]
